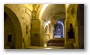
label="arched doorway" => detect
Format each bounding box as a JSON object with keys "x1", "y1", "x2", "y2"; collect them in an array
[
  {"x1": 54, "y1": 20, "x2": 64, "y2": 38},
  {"x1": 4, "y1": 6, "x2": 23, "y2": 49},
  {"x1": 39, "y1": 4, "x2": 66, "y2": 47},
  {"x1": 4, "y1": 12, "x2": 16, "y2": 49}
]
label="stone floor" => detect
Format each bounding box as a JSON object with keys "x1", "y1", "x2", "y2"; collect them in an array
[{"x1": 27, "y1": 46, "x2": 65, "y2": 49}]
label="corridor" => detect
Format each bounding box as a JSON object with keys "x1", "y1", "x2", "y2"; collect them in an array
[{"x1": 4, "y1": 4, "x2": 84, "y2": 49}]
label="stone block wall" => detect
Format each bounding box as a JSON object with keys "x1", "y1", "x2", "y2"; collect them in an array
[{"x1": 4, "y1": 4, "x2": 32, "y2": 48}]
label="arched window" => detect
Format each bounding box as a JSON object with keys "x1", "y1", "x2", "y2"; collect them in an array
[{"x1": 54, "y1": 20, "x2": 64, "y2": 38}]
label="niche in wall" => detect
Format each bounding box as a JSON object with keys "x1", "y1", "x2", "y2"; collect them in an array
[{"x1": 8, "y1": 35, "x2": 12, "y2": 42}]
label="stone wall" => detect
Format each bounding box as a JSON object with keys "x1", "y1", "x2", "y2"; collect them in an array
[
  {"x1": 65, "y1": 4, "x2": 79, "y2": 48},
  {"x1": 4, "y1": 4, "x2": 32, "y2": 48},
  {"x1": 4, "y1": 14, "x2": 15, "y2": 49}
]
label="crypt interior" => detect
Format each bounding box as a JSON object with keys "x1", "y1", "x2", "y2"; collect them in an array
[{"x1": 4, "y1": 4, "x2": 84, "y2": 49}]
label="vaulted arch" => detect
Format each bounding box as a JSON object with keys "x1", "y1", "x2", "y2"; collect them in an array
[{"x1": 4, "y1": 6, "x2": 23, "y2": 49}]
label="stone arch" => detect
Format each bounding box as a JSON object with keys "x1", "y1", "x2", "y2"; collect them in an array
[
  {"x1": 54, "y1": 20, "x2": 64, "y2": 38},
  {"x1": 4, "y1": 6, "x2": 23, "y2": 49},
  {"x1": 39, "y1": 4, "x2": 66, "y2": 45},
  {"x1": 38, "y1": 4, "x2": 49, "y2": 20}
]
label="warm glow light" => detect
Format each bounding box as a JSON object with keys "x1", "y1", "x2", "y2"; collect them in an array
[
  {"x1": 44, "y1": 21, "x2": 51, "y2": 29},
  {"x1": 48, "y1": 21, "x2": 51, "y2": 24},
  {"x1": 66, "y1": 4, "x2": 69, "y2": 8},
  {"x1": 39, "y1": 4, "x2": 49, "y2": 19},
  {"x1": 44, "y1": 21, "x2": 51, "y2": 28},
  {"x1": 45, "y1": 48, "x2": 52, "y2": 49},
  {"x1": 45, "y1": 22, "x2": 48, "y2": 26}
]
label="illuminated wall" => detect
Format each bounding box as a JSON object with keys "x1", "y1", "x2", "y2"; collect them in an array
[{"x1": 4, "y1": 4, "x2": 32, "y2": 49}]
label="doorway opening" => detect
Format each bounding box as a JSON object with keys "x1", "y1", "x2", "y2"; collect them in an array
[{"x1": 54, "y1": 20, "x2": 64, "y2": 38}]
